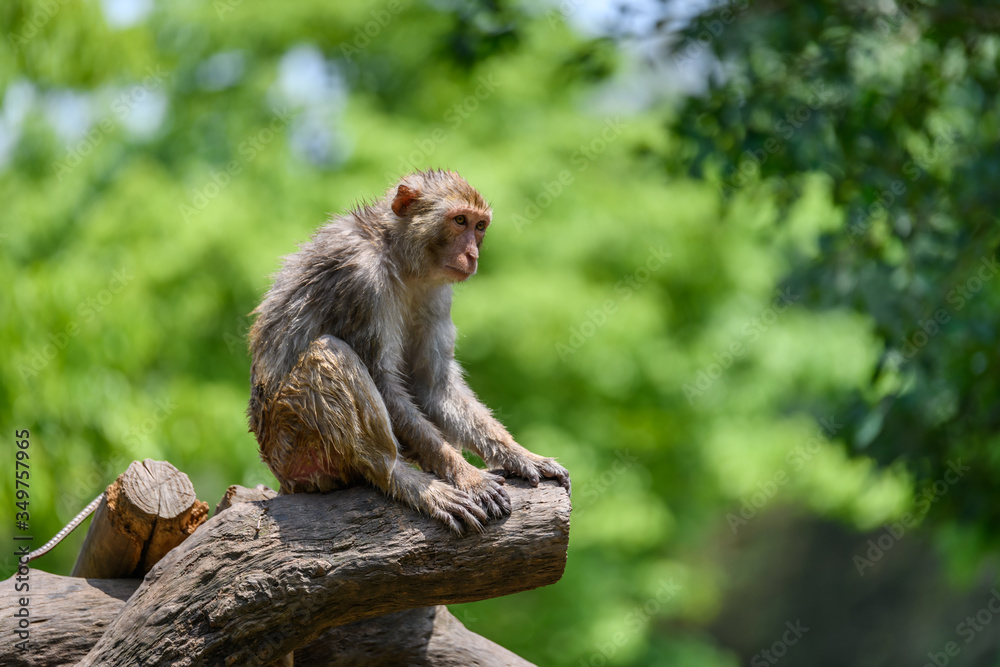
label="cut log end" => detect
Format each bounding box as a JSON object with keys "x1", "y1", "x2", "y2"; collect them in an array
[{"x1": 71, "y1": 459, "x2": 209, "y2": 578}]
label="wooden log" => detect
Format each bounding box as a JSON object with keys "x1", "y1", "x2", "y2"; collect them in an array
[
  {"x1": 76, "y1": 479, "x2": 570, "y2": 666},
  {"x1": 297, "y1": 605, "x2": 536, "y2": 666},
  {"x1": 216, "y1": 485, "x2": 287, "y2": 667},
  {"x1": 0, "y1": 573, "x2": 533, "y2": 667},
  {"x1": 0, "y1": 573, "x2": 136, "y2": 667},
  {"x1": 214, "y1": 483, "x2": 279, "y2": 515},
  {"x1": 71, "y1": 459, "x2": 209, "y2": 578},
  {"x1": 216, "y1": 484, "x2": 533, "y2": 666}
]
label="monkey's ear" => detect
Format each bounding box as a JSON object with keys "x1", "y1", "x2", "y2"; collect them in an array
[{"x1": 391, "y1": 185, "x2": 420, "y2": 217}]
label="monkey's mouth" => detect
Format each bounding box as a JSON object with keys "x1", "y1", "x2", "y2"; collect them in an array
[{"x1": 445, "y1": 265, "x2": 475, "y2": 281}]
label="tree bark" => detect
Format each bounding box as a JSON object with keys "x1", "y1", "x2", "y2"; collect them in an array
[
  {"x1": 70, "y1": 479, "x2": 568, "y2": 666},
  {"x1": 0, "y1": 574, "x2": 136, "y2": 667},
  {"x1": 297, "y1": 605, "x2": 535, "y2": 666},
  {"x1": 0, "y1": 573, "x2": 535, "y2": 667},
  {"x1": 214, "y1": 483, "x2": 278, "y2": 515}
]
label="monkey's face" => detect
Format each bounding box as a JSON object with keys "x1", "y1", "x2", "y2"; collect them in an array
[
  {"x1": 439, "y1": 206, "x2": 490, "y2": 282},
  {"x1": 389, "y1": 175, "x2": 493, "y2": 283}
]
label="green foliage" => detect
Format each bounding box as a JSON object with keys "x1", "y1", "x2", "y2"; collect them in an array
[
  {"x1": 2, "y1": 0, "x2": 997, "y2": 664},
  {"x1": 666, "y1": 0, "x2": 1000, "y2": 551}
]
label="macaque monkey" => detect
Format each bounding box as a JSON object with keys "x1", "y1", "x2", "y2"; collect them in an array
[{"x1": 247, "y1": 170, "x2": 570, "y2": 533}]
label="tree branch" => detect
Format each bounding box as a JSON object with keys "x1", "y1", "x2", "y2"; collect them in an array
[
  {"x1": 0, "y1": 573, "x2": 535, "y2": 666},
  {"x1": 66, "y1": 480, "x2": 567, "y2": 666}
]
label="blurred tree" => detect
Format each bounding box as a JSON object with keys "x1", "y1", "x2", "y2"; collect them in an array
[{"x1": 648, "y1": 0, "x2": 1000, "y2": 558}]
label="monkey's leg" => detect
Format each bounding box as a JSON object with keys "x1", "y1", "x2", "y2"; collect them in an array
[{"x1": 263, "y1": 335, "x2": 488, "y2": 533}]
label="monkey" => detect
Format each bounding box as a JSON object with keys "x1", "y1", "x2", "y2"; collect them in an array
[{"x1": 247, "y1": 169, "x2": 570, "y2": 534}]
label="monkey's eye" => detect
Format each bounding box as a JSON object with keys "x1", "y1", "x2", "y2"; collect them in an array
[
  {"x1": 476, "y1": 220, "x2": 487, "y2": 231},
  {"x1": 454, "y1": 215, "x2": 467, "y2": 226}
]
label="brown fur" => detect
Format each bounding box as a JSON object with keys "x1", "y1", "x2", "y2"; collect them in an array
[{"x1": 248, "y1": 170, "x2": 570, "y2": 533}]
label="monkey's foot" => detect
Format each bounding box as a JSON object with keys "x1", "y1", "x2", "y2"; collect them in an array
[
  {"x1": 421, "y1": 478, "x2": 491, "y2": 534},
  {"x1": 452, "y1": 470, "x2": 511, "y2": 520},
  {"x1": 388, "y1": 464, "x2": 489, "y2": 534},
  {"x1": 501, "y1": 455, "x2": 572, "y2": 496}
]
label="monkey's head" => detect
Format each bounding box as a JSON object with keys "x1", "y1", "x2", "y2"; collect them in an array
[{"x1": 389, "y1": 170, "x2": 492, "y2": 283}]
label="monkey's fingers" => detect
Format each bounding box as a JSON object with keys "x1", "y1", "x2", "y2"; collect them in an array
[
  {"x1": 427, "y1": 482, "x2": 489, "y2": 535},
  {"x1": 457, "y1": 472, "x2": 511, "y2": 519},
  {"x1": 431, "y1": 507, "x2": 466, "y2": 535},
  {"x1": 535, "y1": 459, "x2": 570, "y2": 495},
  {"x1": 541, "y1": 461, "x2": 572, "y2": 496},
  {"x1": 480, "y1": 482, "x2": 512, "y2": 519},
  {"x1": 508, "y1": 456, "x2": 572, "y2": 496},
  {"x1": 507, "y1": 459, "x2": 542, "y2": 487},
  {"x1": 455, "y1": 503, "x2": 488, "y2": 533},
  {"x1": 432, "y1": 505, "x2": 486, "y2": 535}
]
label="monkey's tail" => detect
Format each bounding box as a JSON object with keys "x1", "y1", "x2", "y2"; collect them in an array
[{"x1": 26, "y1": 492, "x2": 105, "y2": 562}]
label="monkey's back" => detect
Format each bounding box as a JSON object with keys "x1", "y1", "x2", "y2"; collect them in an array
[{"x1": 247, "y1": 214, "x2": 395, "y2": 443}]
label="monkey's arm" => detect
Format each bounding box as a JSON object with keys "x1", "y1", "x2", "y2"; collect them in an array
[
  {"x1": 374, "y1": 369, "x2": 512, "y2": 519},
  {"x1": 425, "y1": 364, "x2": 571, "y2": 495}
]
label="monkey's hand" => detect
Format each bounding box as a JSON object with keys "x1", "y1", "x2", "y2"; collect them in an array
[
  {"x1": 500, "y1": 451, "x2": 572, "y2": 496},
  {"x1": 450, "y1": 467, "x2": 511, "y2": 520}
]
